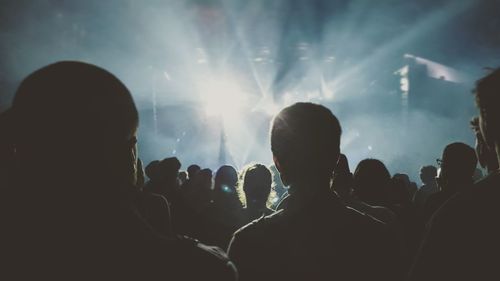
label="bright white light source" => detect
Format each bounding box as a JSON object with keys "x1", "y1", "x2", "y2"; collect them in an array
[{"x1": 198, "y1": 74, "x2": 247, "y2": 119}]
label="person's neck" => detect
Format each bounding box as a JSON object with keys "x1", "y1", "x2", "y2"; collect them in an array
[{"x1": 288, "y1": 178, "x2": 332, "y2": 198}]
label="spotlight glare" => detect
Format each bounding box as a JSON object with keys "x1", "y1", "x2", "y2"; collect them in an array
[{"x1": 198, "y1": 74, "x2": 247, "y2": 119}]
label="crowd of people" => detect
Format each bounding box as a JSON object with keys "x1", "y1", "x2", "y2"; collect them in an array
[{"x1": 1, "y1": 60, "x2": 499, "y2": 280}]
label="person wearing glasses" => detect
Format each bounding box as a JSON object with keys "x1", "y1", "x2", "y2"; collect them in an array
[
  {"x1": 421, "y1": 143, "x2": 477, "y2": 223},
  {"x1": 409, "y1": 69, "x2": 500, "y2": 281}
]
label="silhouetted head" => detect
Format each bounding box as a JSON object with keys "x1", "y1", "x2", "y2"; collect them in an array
[
  {"x1": 187, "y1": 164, "x2": 201, "y2": 180},
  {"x1": 158, "y1": 157, "x2": 181, "y2": 179},
  {"x1": 334, "y1": 154, "x2": 351, "y2": 176},
  {"x1": 332, "y1": 154, "x2": 354, "y2": 200},
  {"x1": 270, "y1": 102, "x2": 341, "y2": 188},
  {"x1": 419, "y1": 165, "x2": 437, "y2": 185},
  {"x1": 475, "y1": 69, "x2": 500, "y2": 155},
  {"x1": 353, "y1": 158, "x2": 391, "y2": 206},
  {"x1": 471, "y1": 116, "x2": 499, "y2": 172},
  {"x1": 437, "y1": 142, "x2": 477, "y2": 190},
  {"x1": 388, "y1": 174, "x2": 413, "y2": 205},
  {"x1": 187, "y1": 168, "x2": 213, "y2": 211},
  {"x1": 145, "y1": 160, "x2": 161, "y2": 180},
  {"x1": 194, "y1": 168, "x2": 213, "y2": 191},
  {"x1": 9, "y1": 61, "x2": 139, "y2": 188},
  {"x1": 393, "y1": 173, "x2": 410, "y2": 185},
  {"x1": 213, "y1": 165, "x2": 241, "y2": 209},
  {"x1": 238, "y1": 164, "x2": 272, "y2": 208},
  {"x1": 214, "y1": 165, "x2": 238, "y2": 195}
]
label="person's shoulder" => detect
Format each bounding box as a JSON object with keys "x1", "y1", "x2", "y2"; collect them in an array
[
  {"x1": 369, "y1": 205, "x2": 397, "y2": 223},
  {"x1": 154, "y1": 235, "x2": 237, "y2": 280},
  {"x1": 447, "y1": 173, "x2": 498, "y2": 206},
  {"x1": 178, "y1": 235, "x2": 236, "y2": 270},
  {"x1": 343, "y1": 205, "x2": 386, "y2": 227},
  {"x1": 474, "y1": 172, "x2": 500, "y2": 192},
  {"x1": 140, "y1": 191, "x2": 169, "y2": 205},
  {"x1": 233, "y1": 209, "x2": 286, "y2": 239},
  {"x1": 430, "y1": 173, "x2": 499, "y2": 224}
]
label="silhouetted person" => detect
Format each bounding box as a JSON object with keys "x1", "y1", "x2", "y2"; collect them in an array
[
  {"x1": 422, "y1": 142, "x2": 477, "y2": 223},
  {"x1": 213, "y1": 165, "x2": 241, "y2": 209},
  {"x1": 187, "y1": 164, "x2": 201, "y2": 181},
  {"x1": 238, "y1": 164, "x2": 274, "y2": 223},
  {"x1": 387, "y1": 174, "x2": 421, "y2": 267},
  {"x1": 393, "y1": 173, "x2": 417, "y2": 201},
  {"x1": 0, "y1": 61, "x2": 236, "y2": 280},
  {"x1": 412, "y1": 165, "x2": 438, "y2": 212},
  {"x1": 471, "y1": 116, "x2": 499, "y2": 174},
  {"x1": 133, "y1": 158, "x2": 173, "y2": 236},
  {"x1": 144, "y1": 157, "x2": 181, "y2": 198},
  {"x1": 228, "y1": 102, "x2": 403, "y2": 281},
  {"x1": 143, "y1": 157, "x2": 196, "y2": 235},
  {"x1": 185, "y1": 168, "x2": 214, "y2": 213},
  {"x1": 178, "y1": 168, "x2": 214, "y2": 237},
  {"x1": 409, "y1": 69, "x2": 500, "y2": 281},
  {"x1": 333, "y1": 154, "x2": 396, "y2": 225},
  {"x1": 332, "y1": 153, "x2": 355, "y2": 200},
  {"x1": 353, "y1": 158, "x2": 392, "y2": 207},
  {"x1": 388, "y1": 174, "x2": 418, "y2": 221},
  {"x1": 202, "y1": 165, "x2": 244, "y2": 248}
]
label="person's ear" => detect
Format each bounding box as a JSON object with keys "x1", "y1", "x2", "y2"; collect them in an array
[
  {"x1": 116, "y1": 136, "x2": 138, "y2": 186},
  {"x1": 273, "y1": 156, "x2": 289, "y2": 186},
  {"x1": 273, "y1": 156, "x2": 282, "y2": 173},
  {"x1": 480, "y1": 113, "x2": 497, "y2": 151}
]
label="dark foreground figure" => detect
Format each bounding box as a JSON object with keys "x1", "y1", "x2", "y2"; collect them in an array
[
  {"x1": 409, "y1": 69, "x2": 500, "y2": 281},
  {"x1": 0, "y1": 61, "x2": 236, "y2": 280},
  {"x1": 228, "y1": 103, "x2": 403, "y2": 281}
]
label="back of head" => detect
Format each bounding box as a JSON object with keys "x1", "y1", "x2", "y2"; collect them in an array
[
  {"x1": 420, "y1": 165, "x2": 437, "y2": 184},
  {"x1": 475, "y1": 68, "x2": 500, "y2": 146},
  {"x1": 388, "y1": 175, "x2": 412, "y2": 205},
  {"x1": 213, "y1": 165, "x2": 241, "y2": 210},
  {"x1": 187, "y1": 164, "x2": 201, "y2": 179},
  {"x1": 270, "y1": 102, "x2": 341, "y2": 186},
  {"x1": 195, "y1": 168, "x2": 213, "y2": 190},
  {"x1": 239, "y1": 163, "x2": 272, "y2": 207},
  {"x1": 10, "y1": 61, "x2": 138, "y2": 183},
  {"x1": 146, "y1": 160, "x2": 161, "y2": 180},
  {"x1": 158, "y1": 157, "x2": 182, "y2": 182},
  {"x1": 214, "y1": 165, "x2": 238, "y2": 190},
  {"x1": 440, "y1": 142, "x2": 477, "y2": 182},
  {"x1": 353, "y1": 158, "x2": 391, "y2": 206},
  {"x1": 334, "y1": 154, "x2": 351, "y2": 175}
]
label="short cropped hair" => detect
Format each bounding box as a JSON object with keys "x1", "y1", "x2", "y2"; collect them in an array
[
  {"x1": 270, "y1": 102, "x2": 341, "y2": 182},
  {"x1": 12, "y1": 61, "x2": 138, "y2": 146}
]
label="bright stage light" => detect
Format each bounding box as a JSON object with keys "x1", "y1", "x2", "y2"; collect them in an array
[{"x1": 198, "y1": 74, "x2": 247, "y2": 119}]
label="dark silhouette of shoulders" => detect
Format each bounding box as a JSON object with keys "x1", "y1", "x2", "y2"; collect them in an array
[{"x1": 409, "y1": 172, "x2": 500, "y2": 281}]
